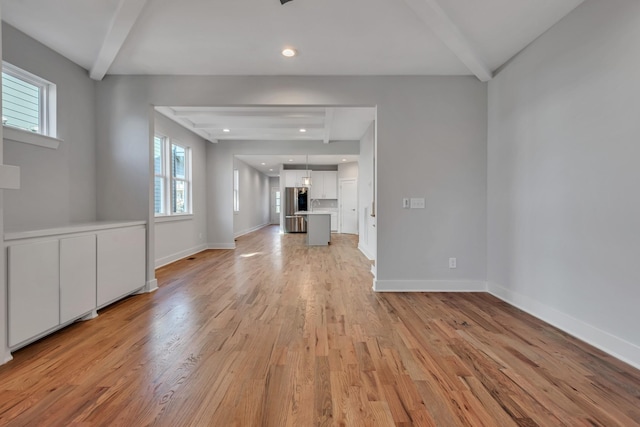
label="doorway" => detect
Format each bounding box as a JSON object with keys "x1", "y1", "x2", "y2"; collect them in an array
[{"x1": 340, "y1": 178, "x2": 358, "y2": 234}]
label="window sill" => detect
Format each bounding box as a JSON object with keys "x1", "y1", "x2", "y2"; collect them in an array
[
  {"x1": 3, "y1": 126, "x2": 62, "y2": 150},
  {"x1": 155, "y1": 214, "x2": 194, "y2": 223}
]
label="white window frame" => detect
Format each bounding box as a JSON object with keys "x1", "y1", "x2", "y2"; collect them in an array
[
  {"x1": 154, "y1": 135, "x2": 192, "y2": 218},
  {"x1": 233, "y1": 169, "x2": 240, "y2": 213},
  {"x1": 2, "y1": 61, "x2": 57, "y2": 138},
  {"x1": 154, "y1": 135, "x2": 167, "y2": 216}
]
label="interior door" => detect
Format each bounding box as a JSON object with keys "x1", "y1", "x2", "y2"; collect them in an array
[
  {"x1": 270, "y1": 187, "x2": 281, "y2": 224},
  {"x1": 340, "y1": 179, "x2": 358, "y2": 234}
]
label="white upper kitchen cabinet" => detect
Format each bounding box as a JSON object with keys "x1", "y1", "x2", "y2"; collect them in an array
[
  {"x1": 284, "y1": 170, "x2": 311, "y2": 188},
  {"x1": 310, "y1": 171, "x2": 338, "y2": 199}
]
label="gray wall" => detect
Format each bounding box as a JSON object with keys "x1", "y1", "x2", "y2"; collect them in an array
[
  {"x1": 233, "y1": 157, "x2": 270, "y2": 237},
  {"x1": 3, "y1": 24, "x2": 96, "y2": 230},
  {"x1": 95, "y1": 75, "x2": 487, "y2": 288},
  {"x1": 338, "y1": 162, "x2": 358, "y2": 180},
  {"x1": 487, "y1": 0, "x2": 640, "y2": 367},
  {"x1": 154, "y1": 112, "x2": 208, "y2": 267}
]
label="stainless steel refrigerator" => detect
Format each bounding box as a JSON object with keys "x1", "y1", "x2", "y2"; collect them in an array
[{"x1": 284, "y1": 187, "x2": 308, "y2": 233}]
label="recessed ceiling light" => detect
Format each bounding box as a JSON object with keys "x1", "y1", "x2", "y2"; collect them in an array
[
  {"x1": 342, "y1": 158, "x2": 347, "y2": 162},
  {"x1": 269, "y1": 168, "x2": 273, "y2": 171},
  {"x1": 299, "y1": 128, "x2": 307, "y2": 133},
  {"x1": 281, "y1": 48, "x2": 297, "y2": 57},
  {"x1": 223, "y1": 128, "x2": 230, "y2": 133},
  {"x1": 261, "y1": 162, "x2": 266, "y2": 165},
  {"x1": 288, "y1": 159, "x2": 293, "y2": 162}
]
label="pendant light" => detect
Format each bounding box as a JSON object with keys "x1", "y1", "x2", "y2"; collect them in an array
[{"x1": 302, "y1": 154, "x2": 312, "y2": 187}]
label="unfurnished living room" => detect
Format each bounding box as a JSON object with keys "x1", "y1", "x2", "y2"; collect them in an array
[{"x1": 0, "y1": 0, "x2": 639, "y2": 425}]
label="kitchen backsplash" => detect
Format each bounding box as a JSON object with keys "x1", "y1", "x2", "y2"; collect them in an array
[{"x1": 315, "y1": 199, "x2": 337, "y2": 209}]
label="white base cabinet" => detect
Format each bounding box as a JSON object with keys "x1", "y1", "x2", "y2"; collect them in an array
[
  {"x1": 5, "y1": 221, "x2": 146, "y2": 349},
  {"x1": 60, "y1": 235, "x2": 97, "y2": 324},
  {"x1": 8, "y1": 240, "x2": 60, "y2": 347},
  {"x1": 97, "y1": 228, "x2": 146, "y2": 307}
]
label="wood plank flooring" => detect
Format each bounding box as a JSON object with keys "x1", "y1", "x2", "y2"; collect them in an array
[{"x1": 0, "y1": 225, "x2": 639, "y2": 426}]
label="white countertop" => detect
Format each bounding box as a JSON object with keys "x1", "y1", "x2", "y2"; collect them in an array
[
  {"x1": 295, "y1": 211, "x2": 332, "y2": 216},
  {"x1": 5, "y1": 220, "x2": 147, "y2": 241}
]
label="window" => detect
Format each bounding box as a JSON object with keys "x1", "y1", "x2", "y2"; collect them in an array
[
  {"x1": 154, "y1": 135, "x2": 192, "y2": 217},
  {"x1": 2, "y1": 62, "x2": 56, "y2": 137},
  {"x1": 275, "y1": 191, "x2": 281, "y2": 214},
  {"x1": 154, "y1": 136, "x2": 165, "y2": 215},
  {"x1": 233, "y1": 169, "x2": 240, "y2": 212}
]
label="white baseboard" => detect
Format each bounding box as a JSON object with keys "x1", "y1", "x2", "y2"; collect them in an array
[
  {"x1": 1, "y1": 350, "x2": 12, "y2": 366},
  {"x1": 145, "y1": 279, "x2": 159, "y2": 292},
  {"x1": 155, "y1": 244, "x2": 208, "y2": 268},
  {"x1": 373, "y1": 280, "x2": 487, "y2": 292},
  {"x1": 208, "y1": 242, "x2": 236, "y2": 250},
  {"x1": 488, "y1": 282, "x2": 640, "y2": 370},
  {"x1": 234, "y1": 223, "x2": 269, "y2": 239},
  {"x1": 358, "y1": 243, "x2": 375, "y2": 261}
]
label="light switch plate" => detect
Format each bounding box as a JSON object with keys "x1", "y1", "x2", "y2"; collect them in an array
[
  {"x1": 403, "y1": 198, "x2": 410, "y2": 208},
  {"x1": 410, "y1": 198, "x2": 425, "y2": 209}
]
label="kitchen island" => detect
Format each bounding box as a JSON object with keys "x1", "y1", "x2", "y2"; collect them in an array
[{"x1": 295, "y1": 211, "x2": 331, "y2": 246}]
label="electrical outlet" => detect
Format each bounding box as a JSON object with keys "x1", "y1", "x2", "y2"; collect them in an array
[
  {"x1": 403, "y1": 198, "x2": 410, "y2": 208},
  {"x1": 410, "y1": 198, "x2": 425, "y2": 209},
  {"x1": 449, "y1": 257, "x2": 457, "y2": 269}
]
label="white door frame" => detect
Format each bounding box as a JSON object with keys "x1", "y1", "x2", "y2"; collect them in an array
[{"x1": 339, "y1": 178, "x2": 358, "y2": 234}]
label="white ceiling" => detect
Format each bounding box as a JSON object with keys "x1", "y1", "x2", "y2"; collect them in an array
[
  {"x1": 156, "y1": 106, "x2": 375, "y2": 144},
  {"x1": 1, "y1": 0, "x2": 584, "y2": 79},
  {"x1": 236, "y1": 154, "x2": 359, "y2": 178}
]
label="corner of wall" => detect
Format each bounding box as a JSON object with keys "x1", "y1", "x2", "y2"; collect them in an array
[{"x1": 488, "y1": 282, "x2": 640, "y2": 371}]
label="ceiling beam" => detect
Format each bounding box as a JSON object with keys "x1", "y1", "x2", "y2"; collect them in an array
[
  {"x1": 89, "y1": 0, "x2": 149, "y2": 80},
  {"x1": 323, "y1": 108, "x2": 334, "y2": 144},
  {"x1": 401, "y1": 0, "x2": 492, "y2": 82}
]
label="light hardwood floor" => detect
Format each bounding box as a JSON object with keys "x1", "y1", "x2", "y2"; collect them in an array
[{"x1": 0, "y1": 225, "x2": 639, "y2": 426}]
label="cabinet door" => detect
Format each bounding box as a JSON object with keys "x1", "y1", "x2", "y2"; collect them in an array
[
  {"x1": 297, "y1": 170, "x2": 311, "y2": 187},
  {"x1": 309, "y1": 171, "x2": 322, "y2": 199},
  {"x1": 97, "y1": 227, "x2": 146, "y2": 306},
  {"x1": 8, "y1": 240, "x2": 60, "y2": 347},
  {"x1": 284, "y1": 170, "x2": 298, "y2": 187},
  {"x1": 60, "y1": 235, "x2": 97, "y2": 323},
  {"x1": 324, "y1": 171, "x2": 338, "y2": 199}
]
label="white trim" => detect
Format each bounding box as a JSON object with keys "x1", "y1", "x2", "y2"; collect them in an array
[
  {"x1": 1, "y1": 350, "x2": 12, "y2": 365},
  {"x1": 154, "y1": 214, "x2": 193, "y2": 223},
  {"x1": 400, "y1": 0, "x2": 492, "y2": 81},
  {"x1": 488, "y1": 282, "x2": 640, "y2": 370},
  {"x1": 234, "y1": 223, "x2": 270, "y2": 239},
  {"x1": 155, "y1": 244, "x2": 207, "y2": 268},
  {"x1": 358, "y1": 243, "x2": 375, "y2": 261},
  {"x1": 208, "y1": 243, "x2": 236, "y2": 250},
  {"x1": 144, "y1": 279, "x2": 159, "y2": 293},
  {"x1": 89, "y1": 0, "x2": 150, "y2": 80},
  {"x1": 3, "y1": 126, "x2": 62, "y2": 149},
  {"x1": 373, "y1": 279, "x2": 487, "y2": 292}
]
